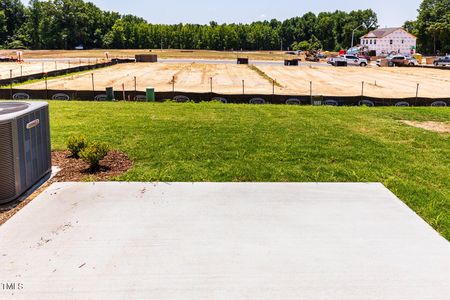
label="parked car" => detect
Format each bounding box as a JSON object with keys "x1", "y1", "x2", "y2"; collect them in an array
[
  {"x1": 329, "y1": 55, "x2": 368, "y2": 67},
  {"x1": 377, "y1": 55, "x2": 418, "y2": 67},
  {"x1": 433, "y1": 56, "x2": 450, "y2": 66},
  {"x1": 357, "y1": 54, "x2": 371, "y2": 61}
]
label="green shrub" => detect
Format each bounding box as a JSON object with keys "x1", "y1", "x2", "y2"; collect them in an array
[
  {"x1": 79, "y1": 142, "x2": 109, "y2": 170},
  {"x1": 67, "y1": 135, "x2": 88, "y2": 158}
]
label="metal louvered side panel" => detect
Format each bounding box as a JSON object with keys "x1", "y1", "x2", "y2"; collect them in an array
[
  {"x1": 41, "y1": 106, "x2": 52, "y2": 173},
  {"x1": 32, "y1": 106, "x2": 51, "y2": 178},
  {"x1": 16, "y1": 106, "x2": 52, "y2": 195},
  {"x1": 0, "y1": 122, "x2": 16, "y2": 203}
]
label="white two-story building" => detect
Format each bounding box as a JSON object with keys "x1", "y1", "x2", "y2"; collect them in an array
[{"x1": 360, "y1": 27, "x2": 417, "y2": 56}]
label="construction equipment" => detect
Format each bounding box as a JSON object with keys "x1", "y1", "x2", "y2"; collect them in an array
[{"x1": 304, "y1": 51, "x2": 319, "y2": 62}]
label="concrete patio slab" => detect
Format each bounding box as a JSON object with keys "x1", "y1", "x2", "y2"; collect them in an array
[{"x1": 0, "y1": 182, "x2": 449, "y2": 299}]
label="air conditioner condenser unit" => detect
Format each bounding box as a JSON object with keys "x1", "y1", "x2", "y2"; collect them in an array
[{"x1": 0, "y1": 102, "x2": 51, "y2": 205}]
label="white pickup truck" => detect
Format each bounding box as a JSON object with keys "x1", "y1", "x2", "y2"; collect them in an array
[
  {"x1": 328, "y1": 55, "x2": 368, "y2": 67},
  {"x1": 376, "y1": 55, "x2": 419, "y2": 67},
  {"x1": 433, "y1": 56, "x2": 450, "y2": 66}
]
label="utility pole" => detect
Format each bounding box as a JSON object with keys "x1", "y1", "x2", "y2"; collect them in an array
[{"x1": 351, "y1": 24, "x2": 365, "y2": 48}]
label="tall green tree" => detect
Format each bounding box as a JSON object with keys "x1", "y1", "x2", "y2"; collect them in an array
[
  {"x1": 0, "y1": 0, "x2": 26, "y2": 45},
  {"x1": 410, "y1": 0, "x2": 450, "y2": 54},
  {"x1": 0, "y1": 0, "x2": 381, "y2": 51},
  {"x1": 0, "y1": 10, "x2": 7, "y2": 43}
]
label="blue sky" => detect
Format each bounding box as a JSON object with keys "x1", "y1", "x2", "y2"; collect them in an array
[{"x1": 22, "y1": 0, "x2": 421, "y2": 27}]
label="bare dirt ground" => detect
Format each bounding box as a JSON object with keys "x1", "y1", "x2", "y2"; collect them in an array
[
  {"x1": 1, "y1": 49, "x2": 289, "y2": 61},
  {"x1": 0, "y1": 61, "x2": 90, "y2": 80},
  {"x1": 402, "y1": 121, "x2": 450, "y2": 133},
  {"x1": 259, "y1": 65, "x2": 450, "y2": 98},
  {"x1": 20, "y1": 62, "x2": 272, "y2": 94},
  {"x1": 19, "y1": 62, "x2": 450, "y2": 98}
]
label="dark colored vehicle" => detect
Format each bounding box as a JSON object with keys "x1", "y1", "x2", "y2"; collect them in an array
[
  {"x1": 357, "y1": 54, "x2": 371, "y2": 62},
  {"x1": 0, "y1": 57, "x2": 19, "y2": 62},
  {"x1": 433, "y1": 56, "x2": 450, "y2": 66},
  {"x1": 383, "y1": 55, "x2": 418, "y2": 67}
]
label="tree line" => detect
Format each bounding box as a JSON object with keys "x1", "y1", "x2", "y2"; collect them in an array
[
  {"x1": 0, "y1": 0, "x2": 448, "y2": 54},
  {"x1": 0, "y1": 0, "x2": 377, "y2": 51},
  {"x1": 404, "y1": 0, "x2": 450, "y2": 54}
]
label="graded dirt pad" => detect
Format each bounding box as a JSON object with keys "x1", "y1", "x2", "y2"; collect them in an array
[
  {"x1": 21, "y1": 62, "x2": 272, "y2": 94},
  {"x1": 18, "y1": 62, "x2": 450, "y2": 98},
  {"x1": 259, "y1": 65, "x2": 450, "y2": 98},
  {"x1": 402, "y1": 121, "x2": 450, "y2": 133},
  {"x1": 0, "y1": 61, "x2": 89, "y2": 80},
  {"x1": 7, "y1": 49, "x2": 289, "y2": 61}
]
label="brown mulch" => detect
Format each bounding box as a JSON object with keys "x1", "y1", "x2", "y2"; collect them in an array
[
  {"x1": 0, "y1": 150, "x2": 132, "y2": 225},
  {"x1": 51, "y1": 150, "x2": 133, "y2": 182}
]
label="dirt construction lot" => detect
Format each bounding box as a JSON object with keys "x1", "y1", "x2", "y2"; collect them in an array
[
  {"x1": 1, "y1": 49, "x2": 289, "y2": 61},
  {"x1": 20, "y1": 63, "x2": 272, "y2": 95},
  {"x1": 259, "y1": 65, "x2": 450, "y2": 98},
  {"x1": 0, "y1": 61, "x2": 89, "y2": 81},
  {"x1": 19, "y1": 62, "x2": 450, "y2": 98}
]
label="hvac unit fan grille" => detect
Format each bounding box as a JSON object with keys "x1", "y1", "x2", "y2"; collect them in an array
[{"x1": 0, "y1": 122, "x2": 16, "y2": 200}]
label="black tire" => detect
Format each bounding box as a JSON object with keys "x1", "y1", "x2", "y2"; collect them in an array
[{"x1": 360, "y1": 62, "x2": 367, "y2": 67}]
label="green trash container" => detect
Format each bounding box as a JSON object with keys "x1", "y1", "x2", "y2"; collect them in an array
[
  {"x1": 106, "y1": 87, "x2": 115, "y2": 101},
  {"x1": 146, "y1": 87, "x2": 155, "y2": 102}
]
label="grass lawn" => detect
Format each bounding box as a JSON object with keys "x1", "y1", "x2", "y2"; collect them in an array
[{"x1": 49, "y1": 101, "x2": 450, "y2": 239}]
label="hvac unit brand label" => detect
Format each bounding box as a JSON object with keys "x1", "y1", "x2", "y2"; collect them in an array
[{"x1": 26, "y1": 119, "x2": 40, "y2": 129}]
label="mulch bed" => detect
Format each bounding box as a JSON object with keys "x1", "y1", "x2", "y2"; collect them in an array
[
  {"x1": 0, "y1": 150, "x2": 132, "y2": 225},
  {"x1": 51, "y1": 150, "x2": 133, "y2": 182}
]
